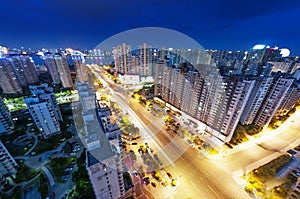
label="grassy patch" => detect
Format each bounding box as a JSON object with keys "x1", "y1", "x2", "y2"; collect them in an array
[
  {"x1": 244, "y1": 124, "x2": 262, "y2": 136},
  {"x1": 63, "y1": 142, "x2": 73, "y2": 154},
  {"x1": 203, "y1": 143, "x2": 219, "y2": 155},
  {"x1": 38, "y1": 173, "x2": 49, "y2": 199},
  {"x1": 34, "y1": 131, "x2": 72, "y2": 154},
  {"x1": 15, "y1": 160, "x2": 40, "y2": 183},
  {"x1": 269, "y1": 102, "x2": 299, "y2": 130},
  {"x1": 230, "y1": 124, "x2": 249, "y2": 145},
  {"x1": 245, "y1": 154, "x2": 293, "y2": 198},
  {"x1": 48, "y1": 157, "x2": 75, "y2": 177}
]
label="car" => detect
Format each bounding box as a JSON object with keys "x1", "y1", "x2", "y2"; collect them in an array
[
  {"x1": 49, "y1": 192, "x2": 56, "y2": 199},
  {"x1": 24, "y1": 187, "x2": 33, "y2": 192},
  {"x1": 68, "y1": 163, "x2": 76, "y2": 167},
  {"x1": 151, "y1": 182, "x2": 156, "y2": 187},
  {"x1": 131, "y1": 142, "x2": 138, "y2": 145},
  {"x1": 73, "y1": 147, "x2": 80, "y2": 152},
  {"x1": 133, "y1": 171, "x2": 138, "y2": 177},
  {"x1": 143, "y1": 177, "x2": 150, "y2": 184},
  {"x1": 64, "y1": 167, "x2": 73, "y2": 173},
  {"x1": 61, "y1": 175, "x2": 70, "y2": 181},
  {"x1": 166, "y1": 172, "x2": 173, "y2": 179}
]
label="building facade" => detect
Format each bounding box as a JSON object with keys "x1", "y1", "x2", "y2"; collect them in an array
[
  {"x1": 0, "y1": 140, "x2": 18, "y2": 189},
  {"x1": 0, "y1": 54, "x2": 39, "y2": 94},
  {"x1": 253, "y1": 77, "x2": 294, "y2": 127},
  {"x1": 154, "y1": 63, "x2": 255, "y2": 143},
  {"x1": 54, "y1": 53, "x2": 73, "y2": 88},
  {"x1": 0, "y1": 97, "x2": 14, "y2": 134},
  {"x1": 240, "y1": 77, "x2": 274, "y2": 125},
  {"x1": 113, "y1": 44, "x2": 132, "y2": 75},
  {"x1": 25, "y1": 84, "x2": 62, "y2": 138},
  {"x1": 44, "y1": 52, "x2": 61, "y2": 85}
]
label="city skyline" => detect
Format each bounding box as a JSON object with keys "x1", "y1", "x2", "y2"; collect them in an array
[{"x1": 1, "y1": 1, "x2": 300, "y2": 54}]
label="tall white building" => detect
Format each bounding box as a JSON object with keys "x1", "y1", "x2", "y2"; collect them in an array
[
  {"x1": 0, "y1": 97, "x2": 14, "y2": 135},
  {"x1": 25, "y1": 84, "x2": 62, "y2": 138},
  {"x1": 77, "y1": 82, "x2": 125, "y2": 199},
  {"x1": 87, "y1": 146, "x2": 125, "y2": 199}
]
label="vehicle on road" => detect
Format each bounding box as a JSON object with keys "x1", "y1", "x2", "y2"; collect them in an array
[
  {"x1": 166, "y1": 172, "x2": 173, "y2": 179},
  {"x1": 48, "y1": 192, "x2": 55, "y2": 199},
  {"x1": 143, "y1": 177, "x2": 150, "y2": 185},
  {"x1": 151, "y1": 182, "x2": 156, "y2": 187},
  {"x1": 24, "y1": 186, "x2": 33, "y2": 192}
]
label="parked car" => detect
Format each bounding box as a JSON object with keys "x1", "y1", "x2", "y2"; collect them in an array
[
  {"x1": 166, "y1": 172, "x2": 173, "y2": 179},
  {"x1": 24, "y1": 187, "x2": 33, "y2": 192},
  {"x1": 143, "y1": 177, "x2": 150, "y2": 185}
]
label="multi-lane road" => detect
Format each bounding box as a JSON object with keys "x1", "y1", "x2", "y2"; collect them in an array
[{"x1": 91, "y1": 66, "x2": 300, "y2": 199}]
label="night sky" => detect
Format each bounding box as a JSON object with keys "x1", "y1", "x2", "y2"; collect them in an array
[{"x1": 1, "y1": 0, "x2": 300, "y2": 54}]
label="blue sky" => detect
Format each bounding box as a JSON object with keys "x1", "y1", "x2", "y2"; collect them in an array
[{"x1": 1, "y1": 0, "x2": 300, "y2": 54}]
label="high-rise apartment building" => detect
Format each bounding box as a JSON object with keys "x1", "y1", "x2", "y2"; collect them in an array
[
  {"x1": 0, "y1": 140, "x2": 18, "y2": 188},
  {"x1": 53, "y1": 53, "x2": 73, "y2": 88},
  {"x1": 77, "y1": 82, "x2": 125, "y2": 199},
  {"x1": 87, "y1": 146, "x2": 125, "y2": 199},
  {"x1": 113, "y1": 44, "x2": 132, "y2": 74},
  {"x1": 7, "y1": 54, "x2": 39, "y2": 86},
  {"x1": 0, "y1": 97, "x2": 14, "y2": 135},
  {"x1": 291, "y1": 62, "x2": 300, "y2": 74},
  {"x1": 267, "y1": 61, "x2": 292, "y2": 74},
  {"x1": 0, "y1": 58, "x2": 23, "y2": 94},
  {"x1": 0, "y1": 54, "x2": 39, "y2": 94},
  {"x1": 275, "y1": 83, "x2": 300, "y2": 116},
  {"x1": 253, "y1": 77, "x2": 294, "y2": 127},
  {"x1": 138, "y1": 43, "x2": 152, "y2": 76},
  {"x1": 25, "y1": 84, "x2": 62, "y2": 138},
  {"x1": 154, "y1": 63, "x2": 255, "y2": 143},
  {"x1": 243, "y1": 45, "x2": 268, "y2": 75},
  {"x1": 73, "y1": 55, "x2": 89, "y2": 83},
  {"x1": 44, "y1": 52, "x2": 61, "y2": 84},
  {"x1": 240, "y1": 77, "x2": 274, "y2": 125}
]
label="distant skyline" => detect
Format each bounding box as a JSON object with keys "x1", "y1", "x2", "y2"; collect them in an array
[{"x1": 1, "y1": 0, "x2": 300, "y2": 55}]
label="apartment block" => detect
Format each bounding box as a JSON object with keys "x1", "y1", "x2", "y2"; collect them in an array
[
  {"x1": 25, "y1": 84, "x2": 62, "y2": 138},
  {"x1": 0, "y1": 97, "x2": 14, "y2": 134}
]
